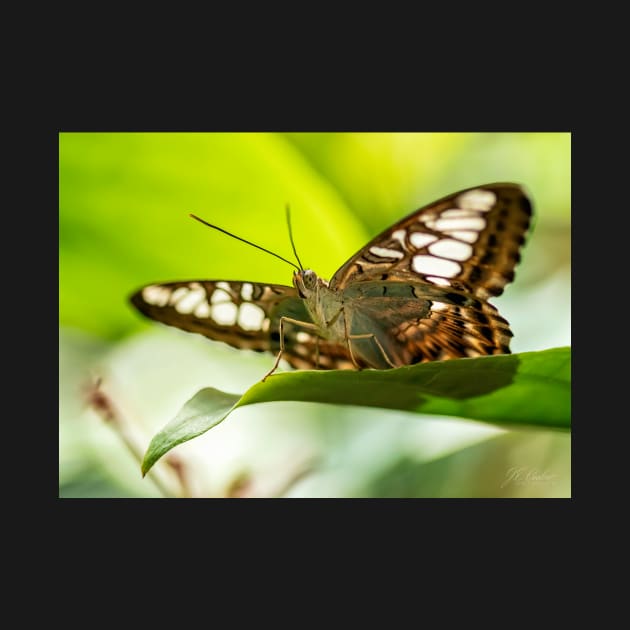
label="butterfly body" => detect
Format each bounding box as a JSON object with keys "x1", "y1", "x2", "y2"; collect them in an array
[
  {"x1": 131, "y1": 183, "x2": 532, "y2": 375},
  {"x1": 293, "y1": 269, "x2": 342, "y2": 341}
]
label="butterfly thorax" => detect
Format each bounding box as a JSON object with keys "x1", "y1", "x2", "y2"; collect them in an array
[{"x1": 293, "y1": 269, "x2": 344, "y2": 340}]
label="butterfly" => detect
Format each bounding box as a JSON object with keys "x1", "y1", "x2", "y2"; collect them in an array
[{"x1": 130, "y1": 183, "x2": 532, "y2": 380}]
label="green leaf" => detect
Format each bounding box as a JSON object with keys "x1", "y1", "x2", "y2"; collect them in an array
[
  {"x1": 142, "y1": 347, "x2": 570, "y2": 476},
  {"x1": 141, "y1": 388, "x2": 241, "y2": 477}
]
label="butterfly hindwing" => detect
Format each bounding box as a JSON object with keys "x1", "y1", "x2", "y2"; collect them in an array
[
  {"x1": 338, "y1": 281, "x2": 513, "y2": 367},
  {"x1": 398, "y1": 299, "x2": 513, "y2": 362}
]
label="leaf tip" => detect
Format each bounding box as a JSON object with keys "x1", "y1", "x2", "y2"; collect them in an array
[{"x1": 141, "y1": 455, "x2": 153, "y2": 478}]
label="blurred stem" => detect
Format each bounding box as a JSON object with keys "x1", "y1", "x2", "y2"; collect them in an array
[
  {"x1": 274, "y1": 457, "x2": 319, "y2": 497},
  {"x1": 165, "y1": 454, "x2": 192, "y2": 498},
  {"x1": 85, "y1": 378, "x2": 181, "y2": 498},
  {"x1": 226, "y1": 456, "x2": 318, "y2": 498}
]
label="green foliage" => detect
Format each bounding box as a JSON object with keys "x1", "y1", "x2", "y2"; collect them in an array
[
  {"x1": 59, "y1": 133, "x2": 367, "y2": 339},
  {"x1": 284, "y1": 132, "x2": 571, "y2": 232},
  {"x1": 142, "y1": 347, "x2": 570, "y2": 475},
  {"x1": 59, "y1": 132, "x2": 571, "y2": 340}
]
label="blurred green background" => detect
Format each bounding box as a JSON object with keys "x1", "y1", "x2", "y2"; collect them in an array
[{"x1": 59, "y1": 132, "x2": 571, "y2": 498}]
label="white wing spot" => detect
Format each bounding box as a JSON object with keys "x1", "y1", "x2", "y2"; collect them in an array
[
  {"x1": 296, "y1": 331, "x2": 311, "y2": 343},
  {"x1": 432, "y1": 301, "x2": 448, "y2": 311},
  {"x1": 194, "y1": 301, "x2": 211, "y2": 318},
  {"x1": 441, "y1": 208, "x2": 481, "y2": 219},
  {"x1": 446, "y1": 230, "x2": 479, "y2": 244},
  {"x1": 434, "y1": 216, "x2": 486, "y2": 232},
  {"x1": 412, "y1": 256, "x2": 461, "y2": 278},
  {"x1": 241, "y1": 283, "x2": 254, "y2": 301},
  {"x1": 428, "y1": 239, "x2": 473, "y2": 262},
  {"x1": 457, "y1": 189, "x2": 497, "y2": 212},
  {"x1": 211, "y1": 302, "x2": 238, "y2": 326},
  {"x1": 237, "y1": 303, "x2": 265, "y2": 331},
  {"x1": 216, "y1": 282, "x2": 231, "y2": 291},
  {"x1": 426, "y1": 276, "x2": 451, "y2": 287},
  {"x1": 391, "y1": 229, "x2": 407, "y2": 246},
  {"x1": 211, "y1": 289, "x2": 232, "y2": 304},
  {"x1": 142, "y1": 285, "x2": 171, "y2": 307},
  {"x1": 174, "y1": 286, "x2": 206, "y2": 314},
  {"x1": 409, "y1": 232, "x2": 438, "y2": 249},
  {"x1": 169, "y1": 287, "x2": 189, "y2": 305},
  {"x1": 369, "y1": 246, "x2": 404, "y2": 259}
]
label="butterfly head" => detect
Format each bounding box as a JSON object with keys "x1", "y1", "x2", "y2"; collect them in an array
[{"x1": 293, "y1": 269, "x2": 322, "y2": 299}]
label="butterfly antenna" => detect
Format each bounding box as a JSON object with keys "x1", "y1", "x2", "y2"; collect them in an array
[
  {"x1": 285, "y1": 204, "x2": 304, "y2": 271},
  {"x1": 189, "y1": 214, "x2": 300, "y2": 271}
]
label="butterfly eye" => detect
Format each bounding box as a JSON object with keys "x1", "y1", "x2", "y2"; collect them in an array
[
  {"x1": 294, "y1": 269, "x2": 317, "y2": 299},
  {"x1": 303, "y1": 270, "x2": 317, "y2": 290}
]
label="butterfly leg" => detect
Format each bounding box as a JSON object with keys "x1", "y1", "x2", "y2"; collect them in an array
[
  {"x1": 348, "y1": 333, "x2": 397, "y2": 369},
  {"x1": 341, "y1": 308, "x2": 397, "y2": 369},
  {"x1": 262, "y1": 316, "x2": 321, "y2": 382}
]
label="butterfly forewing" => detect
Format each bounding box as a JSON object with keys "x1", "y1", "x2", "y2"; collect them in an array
[
  {"x1": 330, "y1": 183, "x2": 531, "y2": 300},
  {"x1": 130, "y1": 280, "x2": 357, "y2": 369},
  {"x1": 131, "y1": 280, "x2": 299, "y2": 353}
]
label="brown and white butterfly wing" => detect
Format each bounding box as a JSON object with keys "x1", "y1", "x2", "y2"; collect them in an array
[
  {"x1": 330, "y1": 183, "x2": 532, "y2": 300},
  {"x1": 131, "y1": 280, "x2": 302, "y2": 353},
  {"x1": 130, "y1": 280, "x2": 357, "y2": 369},
  {"x1": 396, "y1": 299, "x2": 514, "y2": 362},
  {"x1": 330, "y1": 183, "x2": 532, "y2": 366},
  {"x1": 338, "y1": 281, "x2": 513, "y2": 367}
]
